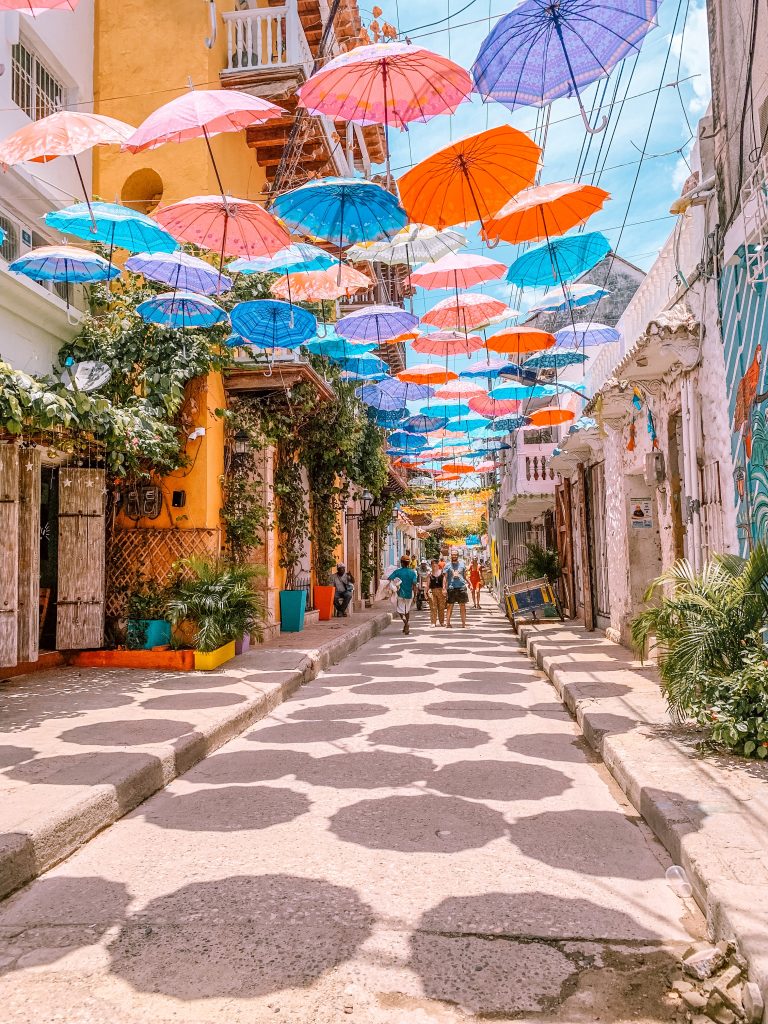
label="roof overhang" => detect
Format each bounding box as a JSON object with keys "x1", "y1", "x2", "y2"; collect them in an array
[
  {"x1": 224, "y1": 359, "x2": 334, "y2": 401},
  {"x1": 501, "y1": 494, "x2": 554, "y2": 522}
]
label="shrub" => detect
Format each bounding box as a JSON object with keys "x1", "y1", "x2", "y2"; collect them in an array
[{"x1": 693, "y1": 647, "x2": 768, "y2": 758}]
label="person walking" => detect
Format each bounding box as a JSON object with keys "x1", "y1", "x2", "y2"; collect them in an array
[
  {"x1": 427, "y1": 559, "x2": 446, "y2": 626},
  {"x1": 468, "y1": 556, "x2": 483, "y2": 608},
  {"x1": 332, "y1": 563, "x2": 355, "y2": 617},
  {"x1": 388, "y1": 555, "x2": 418, "y2": 634},
  {"x1": 416, "y1": 560, "x2": 430, "y2": 612},
  {"x1": 445, "y1": 550, "x2": 469, "y2": 628}
]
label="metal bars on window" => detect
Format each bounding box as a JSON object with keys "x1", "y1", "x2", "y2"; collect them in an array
[{"x1": 12, "y1": 41, "x2": 64, "y2": 122}]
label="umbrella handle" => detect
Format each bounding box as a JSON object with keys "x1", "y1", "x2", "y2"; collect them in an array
[
  {"x1": 485, "y1": 235, "x2": 501, "y2": 250},
  {"x1": 579, "y1": 102, "x2": 608, "y2": 135}
]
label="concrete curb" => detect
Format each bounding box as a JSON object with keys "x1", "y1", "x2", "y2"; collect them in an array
[
  {"x1": 0, "y1": 611, "x2": 391, "y2": 901},
  {"x1": 518, "y1": 623, "x2": 768, "y2": 1017}
]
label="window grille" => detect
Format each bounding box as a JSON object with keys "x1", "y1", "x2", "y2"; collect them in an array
[{"x1": 12, "y1": 41, "x2": 64, "y2": 122}]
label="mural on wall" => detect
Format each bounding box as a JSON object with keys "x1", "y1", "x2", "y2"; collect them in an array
[{"x1": 720, "y1": 264, "x2": 768, "y2": 550}]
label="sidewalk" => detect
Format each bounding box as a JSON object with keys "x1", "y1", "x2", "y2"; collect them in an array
[
  {"x1": 518, "y1": 621, "x2": 768, "y2": 1010},
  {"x1": 0, "y1": 608, "x2": 391, "y2": 901}
]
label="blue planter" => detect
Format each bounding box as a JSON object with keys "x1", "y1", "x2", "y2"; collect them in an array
[
  {"x1": 279, "y1": 590, "x2": 307, "y2": 632},
  {"x1": 127, "y1": 618, "x2": 172, "y2": 650}
]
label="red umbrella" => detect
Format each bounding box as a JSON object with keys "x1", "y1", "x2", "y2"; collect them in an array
[
  {"x1": 411, "y1": 330, "x2": 484, "y2": 357},
  {"x1": 468, "y1": 395, "x2": 521, "y2": 418},
  {"x1": 421, "y1": 293, "x2": 509, "y2": 332}
]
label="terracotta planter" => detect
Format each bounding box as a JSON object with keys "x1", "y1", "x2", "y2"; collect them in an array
[{"x1": 314, "y1": 585, "x2": 335, "y2": 621}]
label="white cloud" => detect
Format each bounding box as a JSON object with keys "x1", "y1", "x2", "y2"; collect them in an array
[{"x1": 671, "y1": 1, "x2": 711, "y2": 116}]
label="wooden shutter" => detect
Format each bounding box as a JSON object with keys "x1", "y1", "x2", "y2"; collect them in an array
[
  {"x1": 56, "y1": 468, "x2": 105, "y2": 650},
  {"x1": 17, "y1": 447, "x2": 41, "y2": 663},
  {"x1": 0, "y1": 446, "x2": 19, "y2": 666}
]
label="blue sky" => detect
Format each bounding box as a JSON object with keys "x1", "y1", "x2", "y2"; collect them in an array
[{"x1": 371, "y1": 0, "x2": 711, "y2": 324}]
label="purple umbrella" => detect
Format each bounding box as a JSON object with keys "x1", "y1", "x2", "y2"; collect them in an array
[
  {"x1": 126, "y1": 251, "x2": 232, "y2": 296},
  {"x1": 555, "y1": 322, "x2": 621, "y2": 348},
  {"x1": 356, "y1": 376, "x2": 435, "y2": 409},
  {"x1": 336, "y1": 304, "x2": 418, "y2": 343},
  {"x1": 472, "y1": 0, "x2": 659, "y2": 134}
]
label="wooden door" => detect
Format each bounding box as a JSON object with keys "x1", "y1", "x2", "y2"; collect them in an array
[
  {"x1": 17, "y1": 447, "x2": 41, "y2": 663},
  {"x1": 555, "y1": 479, "x2": 576, "y2": 618},
  {"x1": 0, "y1": 446, "x2": 19, "y2": 666},
  {"x1": 577, "y1": 463, "x2": 596, "y2": 631},
  {"x1": 56, "y1": 468, "x2": 106, "y2": 650}
]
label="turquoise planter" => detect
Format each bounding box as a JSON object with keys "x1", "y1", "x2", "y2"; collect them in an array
[
  {"x1": 126, "y1": 618, "x2": 172, "y2": 650},
  {"x1": 280, "y1": 590, "x2": 307, "y2": 632}
]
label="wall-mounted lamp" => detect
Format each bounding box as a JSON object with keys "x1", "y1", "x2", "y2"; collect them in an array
[
  {"x1": 345, "y1": 490, "x2": 383, "y2": 522},
  {"x1": 233, "y1": 430, "x2": 249, "y2": 455}
]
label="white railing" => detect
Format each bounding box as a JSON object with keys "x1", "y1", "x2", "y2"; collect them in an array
[
  {"x1": 500, "y1": 451, "x2": 556, "y2": 504},
  {"x1": 742, "y1": 152, "x2": 768, "y2": 285},
  {"x1": 223, "y1": 1, "x2": 313, "y2": 76}
]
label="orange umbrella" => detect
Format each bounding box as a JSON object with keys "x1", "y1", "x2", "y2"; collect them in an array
[
  {"x1": 397, "y1": 364, "x2": 458, "y2": 385},
  {"x1": 485, "y1": 326, "x2": 555, "y2": 358},
  {"x1": 528, "y1": 407, "x2": 575, "y2": 426},
  {"x1": 398, "y1": 125, "x2": 541, "y2": 234},
  {"x1": 435, "y1": 472, "x2": 462, "y2": 482},
  {"x1": 270, "y1": 265, "x2": 371, "y2": 301},
  {"x1": 484, "y1": 182, "x2": 610, "y2": 244},
  {"x1": 379, "y1": 329, "x2": 421, "y2": 345},
  {"x1": 421, "y1": 293, "x2": 508, "y2": 332},
  {"x1": 442, "y1": 463, "x2": 475, "y2": 474}
]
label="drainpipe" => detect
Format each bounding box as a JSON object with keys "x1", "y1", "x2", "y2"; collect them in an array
[{"x1": 682, "y1": 376, "x2": 703, "y2": 569}]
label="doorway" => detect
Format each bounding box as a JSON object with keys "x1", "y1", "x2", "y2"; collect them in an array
[{"x1": 39, "y1": 466, "x2": 58, "y2": 651}]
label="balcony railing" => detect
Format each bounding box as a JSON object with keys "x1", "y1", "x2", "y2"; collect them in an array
[
  {"x1": 223, "y1": 1, "x2": 313, "y2": 77},
  {"x1": 501, "y1": 451, "x2": 556, "y2": 505}
]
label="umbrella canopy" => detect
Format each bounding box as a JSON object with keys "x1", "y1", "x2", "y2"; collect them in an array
[
  {"x1": 270, "y1": 265, "x2": 371, "y2": 301},
  {"x1": 398, "y1": 125, "x2": 541, "y2": 233},
  {"x1": 357, "y1": 379, "x2": 433, "y2": 410},
  {"x1": 485, "y1": 326, "x2": 555, "y2": 357},
  {"x1": 347, "y1": 224, "x2": 467, "y2": 265},
  {"x1": 0, "y1": 0, "x2": 79, "y2": 8},
  {"x1": 397, "y1": 364, "x2": 458, "y2": 385},
  {"x1": 468, "y1": 395, "x2": 521, "y2": 418},
  {"x1": 473, "y1": 460, "x2": 499, "y2": 473},
  {"x1": 489, "y1": 414, "x2": 532, "y2": 431},
  {"x1": 555, "y1": 322, "x2": 621, "y2": 347},
  {"x1": 489, "y1": 381, "x2": 557, "y2": 400},
  {"x1": 126, "y1": 251, "x2": 231, "y2": 295},
  {"x1": 433, "y1": 379, "x2": 488, "y2": 400},
  {"x1": 231, "y1": 300, "x2": 317, "y2": 350},
  {"x1": 0, "y1": 110, "x2": 133, "y2": 166},
  {"x1": 484, "y1": 182, "x2": 610, "y2": 244},
  {"x1": 367, "y1": 406, "x2": 409, "y2": 426},
  {"x1": 229, "y1": 244, "x2": 337, "y2": 275},
  {"x1": 388, "y1": 430, "x2": 428, "y2": 452},
  {"x1": 155, "y1": 195, "x2": 289, "y2": 258},
  {"x1": 506, "y1": 232, "x2": 611, "y2": 288},
  {"x1": 526, "y1": 282, "x2": 609, "y2": 315},
  {"x1": 125, "y1": 89, "x2": 284, "y2": 153},
  {"x1": 478, "y1": 439, "x2": 513, "y2": 453},
  {"x1": 528, "y1": 407, "x2": 576, "y2": 426},
  {"x1": 421, "y1": 292, "x2": 508, "y2": 332},
  {"x1": 524, "y1": 349, "x2": 587, "y2": 370},
  {"x1": 45, "y1": 201, "x2": 177, "y2": 255},
  {"x1": 442, "y1": 463, "x2": 475, "y2": 474},
  {"x1": 272, "y1": 177, "x2": 407, "y2": 248},
  {"x1": 412, "y1": 330, "x2": 483, "y2": 357},
  {"x1": 461, "y1": 357, "x2": 519, "y2": 379},
  {"x1": 9, "y1": 245, "x2": 120, "y2": 283},
  {"x1": 446, "y1": 416, "x2": 498, "y2": 433},
  {"x1": 305, "y1": 333, "x2": 377, "y2": 358},
  {"x1": 420, "y1": 402, "x2": 471, "y2": 419},
  {"x1": 136, "y1": 291, "x2": 227, "y2": 328},
  {"x1": 407, "y1": 252, "x2": 506, "y2": 291},
  {"x1": 472, "y1": 0, "x2": 658, "y2": 133},
  {"x1": 403, "y1": 414, "x2": 446, "y2": 433},
  {"x1": 337, "y1": 305, "x2": 418, "y2": 342},
  {"x1": 336, "y1": 353, "x2": 390, "y2": 376}
]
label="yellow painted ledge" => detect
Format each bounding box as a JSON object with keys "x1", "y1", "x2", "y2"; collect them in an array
[{"x1": 194, "y1": 641, "x2": 236, "y2": 671}]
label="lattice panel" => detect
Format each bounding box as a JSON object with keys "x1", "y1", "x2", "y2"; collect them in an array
[{"x1": 106, "y1": 528, "x2": 221, "y2": 618}]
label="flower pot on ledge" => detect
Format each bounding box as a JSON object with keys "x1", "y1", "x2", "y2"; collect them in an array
[
  {"x1": 194, "y1": 641, "x2": 236, "y2": 671},
  {"x1": 280, "y1": 589, "x2": 306, "y2": 632},
  {"x1": 126, "y1": 618, "x2": 171, "y2": 650},
  {"x1": 314, "y1": 585, "x2": 334, "y2": 621}
]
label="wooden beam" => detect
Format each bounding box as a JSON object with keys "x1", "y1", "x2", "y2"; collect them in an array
[{"x1": 576, "y1": 462, "x2": 595, "y2": 631}]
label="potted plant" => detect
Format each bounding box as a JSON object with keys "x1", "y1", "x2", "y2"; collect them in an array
[
  {"x1": 166, "y1": 557, "x2": 266, "y2": 669},
  {"x1": 274, "y1": 446, "x2": 310, "y2": 632},
  {"x1": 126, "y1": 575, "x2": 171, "y2": 650},
  {"x1": 522, "y1": 543, "x2": 562, "y2": 618}
]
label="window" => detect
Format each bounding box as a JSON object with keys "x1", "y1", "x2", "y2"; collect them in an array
[
  {"x1": 12, "y1": 41, "x2": 64, "y2": 122},
  {"x1": 522, "y1": 427, "x2": 554, "y2": 446}
]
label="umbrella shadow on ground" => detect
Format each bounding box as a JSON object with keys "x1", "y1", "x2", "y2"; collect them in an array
[
  {"x1": 437, "y1": 679, "x2": 525, "y2": 695},
  {"x1": 150, "y1": 673, "x2": 245, "y2": 691},
  {"x1": 0, "y1": 744, "x2": 38, "y2": 769},
  {"x1": 527, "y1": 700, "x2": 573, "y2": 719},
  {"x1": 428, "y1": 759, "x2": 571, "y2": 801},
  {"x1": 368, "y1": 724, "x2": 490, "y2": 749},
  {"x1": 58, "y1": 719, "x2": 196, "y2": 747},
  {"x1": 0, "y1": 673, "x2": 141, "y2": 733},
  {"x1": 189, "y1": 748, "x2": 311, "y2": 784},
  {"x1": 350, "y1": 680, "x2": 434, "y2": 695},
  {"x1": 140, "y1": 692, "x2": 247, "y2": 712},
  {"x1": 506, "y1": 732, "x2": 601, "y2": 763},
  {"x1": 284, "y1": 702, "x2": 389, "y2": 721},
  {"x1": 423, "y1": 700, "x2": 527, "y2": 721},
  {"x1": 246, "y1": 720, "x2": 363, "y2": 744},
  {"x1": 4, "y1": 751, "x2": 166, "y2": 801},
  {"x1": 138, "y1": 785, "x2": 310, "y2": 832}
]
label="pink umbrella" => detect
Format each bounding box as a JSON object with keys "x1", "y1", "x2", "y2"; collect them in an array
[
  {"x1": 0, "y1": 0, "x2": 78, "y2": 8},
  {"x1": 468, "y1": 395, "x2": 521, "y2": 418},
  {"x1": 408, "y1": 252, "x2": 506, "y2": 291},
  {"x1": 154, "y1": 196, "x2": 289, "y2": 260},
  {"x1": 474, "y1": 459, "x2": 499, "y2": 472},
  {"x1": 433, "y1": 379, "x2": 488, "y2": 400},
  {"x1": 411, "y1": 330, "x2": 484, "y2": 357},
  {"x1": 421, "y1": 292, "x2": 509, "y2": 332}
]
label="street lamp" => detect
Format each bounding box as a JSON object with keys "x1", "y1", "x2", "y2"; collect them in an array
[{"x1": 345, "y1": 490, "x2": 374, "y2": 522}]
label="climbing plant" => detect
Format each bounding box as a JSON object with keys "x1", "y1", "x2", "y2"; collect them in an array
[{"x1": 218, "y1": 398, "x2": 270, "y2": 564}]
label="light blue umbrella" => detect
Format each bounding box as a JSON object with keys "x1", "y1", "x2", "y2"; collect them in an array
[
  {"x1": 304, "y1": 332, "x2": 377, "y2": 358},
  {"x1": 447, "y1": 416, "x2": 501, "y2": 434},
  {"x1": 506, "y1": 233, "x2": 611, "y2": 288},
  {"x1": 271, "y1": 177, "x2": 407, "y2": 249},
  {"x1": 524, "y1": 350, "x2": 588, "y2": 370},
  {"x1": 45, "y1": 202, "x2": 177, "y2": 255},
  {"x1": 555, "y1": 322, "x2": 621, "y2": 348},
  {"x1": 231, "y1": 300, "x2": 317, "y2": 350},
  {"x1": 403, "y1": 414, "x2": 446, "y2": 433},
  {"x1": 489, "y1": 381, "x2": 558, "y2": 400},
  {"x1": 527, "y1": 284, "x2": 609, "y2": 315},
  {"x1": 336, "y1": 354, "x2": 390, "y2": 376},
  {"x1": 388, "y1": 430, "x2": 427, "y2": 453},
  {"x1": 336, "y1": 305, "x2": 418, "y2": 343},
  {"x1": 366, "y1": 406, "x2": 408, "y2": 427},
  {"x1": 420, "y1": 402, "x2": 471, "y2": 419},
  {"x1": 137, "y1": 291, "x2": 227, "y2": 328},
  {"x1": 341, "y1": 369, "x2": 388, "y2": 381},
  {"x1": 228, "y1": 243, "x2": 337, "y2": 274},
  {"x1": 10, "y1": 245, "x2": 120, "y2": 283},
  {"x1": 126, "y1": 251, "x2": 232, "y2": 296}
]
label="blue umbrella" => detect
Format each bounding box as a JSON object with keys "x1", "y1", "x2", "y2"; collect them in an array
[
  {"x1": 305, "y1": 332, "x2": 377, "y2": 358},
  {"x1": 126, "y1": 251, "x2": 232, "y2": 296},
  {"x1": 228, "y1": 243, "x2": 337, "y2": 274},
  {"x1": 367, "y1": 406, "x2": 409, "y2": 427},
  {"x1": 336, "y1": 305, "x2": 418, "y2": 343},
  {"x1": 341, "y1": 369, "x2": 389, "y2": 381},
  {"x1": 506, "y1": 233, "x2": 611, "y2": 288},
  {"x1": 527, "y1": 284, "x2": 609, "y2": 315},
  {"x1": 45, "y1": 202, "x2": 177, "y2": 255},
  {"x1": 388, "y1": 430, "x2": 427, "y2": 453},
  {"x1": 472, "y1": 0, "x2": 659, "y2": 134},
  {"x1": 403, "y1": 414, "x2": 446, "y2": 433},
  {"x1": 489, "y1": 381, "x2": 557, "y2": 400},
  {"x1": 487, "y1": 415, "x2": 532, "y2": 432},
  {"x1": 336, "y1": 354, "x2": 390, "y2": 376},
  {"x1": 271, "y1": 177, "x2": 407, "y2": 251},
  {"x1": 524, "y1": 350, "x2": 587, "y2": 370},
  {"x1": 231, "y1": 300, "x2": 317, "y2": 350},
  {"x1": 480, "y1": 439, "x2": 512, "y2": 453},
  {"x1": 555, "y1": 322, "x2": 621, "y2": 348},
  {"x1": 447, "y1": 416, "x2": 500, "y2": 434},
  {"x1": 495, "y1": 362, "x2": 541, "y2": 385},
  {"x1": 461, "y1": 358, "x2": 519, "y2": 379},
  {"x1": 421, "y1": 402, "x2": 471, "y2": 419},
  {"x1": 137, "y1": 291, "x2": 227, "y2": 328},
  {"x1": 10, "y1": 245, "x2": 121, "y2": 284}
]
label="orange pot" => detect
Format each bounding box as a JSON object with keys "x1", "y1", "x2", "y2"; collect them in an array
[{"x1": 314, "y1": 585, "x2": 335, "y2": 621}]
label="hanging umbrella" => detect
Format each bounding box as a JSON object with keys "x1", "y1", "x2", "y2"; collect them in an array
[
  {"x1": 412, "y1": 330, "x2": 483, "y2": 357},
  {"x1": 231, "y1": 300, "x2": 317, "y2": 350},
  {"x1": 420, "y1": 402, "x2": 471, "y2": 419},
  {"x1": 506, "y1": 232, "x2": 611, "y2": 288},
  {"x1": 427, "y1": 428, "x2": 464, "y2": 440},
  {"x1": 473, "y1": 460, "x2": 499, "y2": 473},
  {"x1": 472, "y1": 0, "x2": 659, "y2": 134},
  {"x1": 403, "y1": 414, "x2": 446, "y2": 433},
  {"x1": 342, "y1": 369, "x2": 388, "y2": 381},
  {"x1": 441, "y1": 463, "x2": 475, "y2": 474},
  {"x1": 45, "y1": 201, "x2": 177, "y2": 255},
  {"x1": 433, "y1": 379, "x2": 488, "y2": 400},
  {"x1": 126, "y1": 251, "x2": 231, "y2": 295},
  {"x1": 397, "y1": 364, "x2": 458, "y2": 385},
  {"x1": 487, "y1": 414, "x2": 532, "y2": 432},
  {"x1": 357, "y1": 377, "x2": 434, "y2": 409},
  {"x1": 0, "y1": 0, "x2": 79, "y2": 8},
  {"x1": 297, "y1": 42, "x2": 471, "y2": 184},
  {"x1": 398, "y1": 126, "x2": 541, "y2": 234},
  {"x1": 367, "y1": 406, "x2": 409, "y2": 427},
  {"x1": 421, "y1": 293, "x2": 509, "y2": 332},
  {"x1": 446, "y1": 416, "x2": 499, "y2": 434},
  {"x1": 468, "y1": 395, "x2": 521, "y2": 418},
  {"x1": 229, "y1": 244, "x2": 337, "y2": 275},
  {"x1": 337, "y1": 305, "x2": 418, "y2": 342},
  {"x1": 489, "y1": 381, "x2": 557, "y2": 400},
  {"x1": 461, "y1": 357, "x2": 519, "y2": 379},
  {"x1": 485, "y1": 326, "x2": 555, "y2": 358},
  {"x1": 526, "y1": 282, "x2": 610, "y2": 315},
  {"x1": 136, "y1": 291, "x2": 227, "y2": 328},
  {"x1": 555, "y1": 322, "x2": 621, "y2": 347},
  {"x1": 270, "y1": 265, "x2": 372, "y2": 301},
  {"x1": 337, "y1": 353, "x2": 390, "y2": 377},
  {"x1": 478, "y1": 439, "x2": 513, "y2": 453},
  {"x1": 484, "y1": 182, "x2": 610, "y2": 244},
  {"x1": 155, "y1": 195, "x2": 289, "y2": 259},
  {"x1": 347, "y1": 224, "x2": 467, "y2": 265},
  {"x1": 496, "y1": 362, "x2": 540, "y2": 385},
  {"x1": 388, "y1": 430, "x2": 428, "y2": 452},
  {"x1": 10, "y1": 245, "x2": 120, "y2": 283},
  {"x1": 305, "y1": 333, "x2": 377, "y2": 358},
  {"x1": 272, "y1": 177, "x2": 407, "y2": 253},
  {"x1": 529, "y1": 407, "x2": 576, "y2": 426},
  {"x1": 524, "y1": 349, "x2": 587, "y2": 370},
  {"x1": 407, "y1": 252, "x2": 506, "y2": 291}
]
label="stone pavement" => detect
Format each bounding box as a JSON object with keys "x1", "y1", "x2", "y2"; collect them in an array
[
  {"x1": 0, "y1": 608, "x2": 391, "y2": 901},
  {"x1": 519, "y1": 621, "x2": 768, "y2": 1015},
  {"x1": 0, "y1": 605, "x2": 704, "y2": 1023}
]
